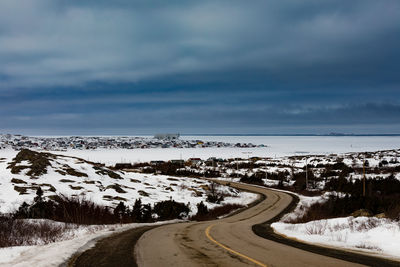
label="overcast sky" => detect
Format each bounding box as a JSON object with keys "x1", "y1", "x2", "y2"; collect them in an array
[{"x1": 0, "y1": 0, "x2": 399, "y2": 135}]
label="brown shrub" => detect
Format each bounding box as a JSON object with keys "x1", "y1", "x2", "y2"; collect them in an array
[
  {"x1": 0, "y1": 217, "x2": 67, "y2": 247},
  {"x1": 7, "y1": 149, "x2": 52, "y2": 177},
  {"x1": 63, "y1": 167, "x2": 88, "y2": 177}
]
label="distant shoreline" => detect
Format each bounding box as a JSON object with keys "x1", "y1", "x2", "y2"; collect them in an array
[
  {"x1": 180, "y1": 134, "x2": 400, "y2": 137},
  {"x1": 3, "y1": 133, "x2": 400, "y2": 137}
]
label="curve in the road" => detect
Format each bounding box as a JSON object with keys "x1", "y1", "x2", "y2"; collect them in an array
[
  {"x1": 137, "y1": 183, "x2": 353, "y2": 266},
  {"x1": 136, "y1": 181, "x2": 400, "y2": 267},
  {"x1": 70, "y1": 181, "x2": 400, "y2": 267},
  {"x1": 205, "y1": 224, "x2": 267, "y2": 267},
  {"x1": 252, "y1": 189, "x2": 400, "y2": 267}
]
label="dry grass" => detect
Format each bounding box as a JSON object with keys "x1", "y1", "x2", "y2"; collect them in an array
[
  {"x1": 0, "y1": 217, "x2": 70, "y2": 247},
  {"x1": 355, "y1": 243, "x2": 382, "y2": 251}
]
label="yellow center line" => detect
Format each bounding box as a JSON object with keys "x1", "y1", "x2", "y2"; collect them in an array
[{"x1": 205, "y1": 224, "x2": 268, "y2": 267}]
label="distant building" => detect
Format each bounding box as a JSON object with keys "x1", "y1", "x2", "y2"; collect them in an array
[
  {"x1": 171, "y1": 159, "x2": 185, "y2": 165},
  {"x1": 207, "y1": 157, "x2": 217, "y2": 162},
  {"x1": 189, "y1": 158, "x2": 202, "y2": 166},
  {"x1": 150, "y1": 160, "x2": 165, "y2": 165},
  {"x1": 154, "y1": 133, "x2": 180, "y2": 140}
]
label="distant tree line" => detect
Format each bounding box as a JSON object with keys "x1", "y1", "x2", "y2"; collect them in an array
[{"x1": 11, "y1": 188, "x2": 192, "y2": 224}]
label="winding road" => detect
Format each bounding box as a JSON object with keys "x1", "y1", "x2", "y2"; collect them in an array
[{"x1": 70, "y1": 181, "x2": 400, "y2": 267}]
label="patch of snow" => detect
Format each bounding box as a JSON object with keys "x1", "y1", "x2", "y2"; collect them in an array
[
  {"x1": 272, "y1": 217, "x2": 400, "y2": 260},
  {"x1": 0, "y1": 151, "x2": 257, "y2": 215},
  {"x1": 0, "y1": 220, "x2": 177, "y2": 267}
]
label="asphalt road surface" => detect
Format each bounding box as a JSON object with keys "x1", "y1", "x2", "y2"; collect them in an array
[
  {"x1": 70, "y1": 181, "x2": 399, "y2": 267},
  {"x1": 136, "y1": 181, "x2": 397, "y2": 267}
]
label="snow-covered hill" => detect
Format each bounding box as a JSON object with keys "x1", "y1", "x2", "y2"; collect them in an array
[{"x1": 0, "y1": 149, "x2": 257, "y2": 214}]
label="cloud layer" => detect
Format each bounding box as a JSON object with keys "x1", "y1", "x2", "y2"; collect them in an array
[{"x1": 0, "y1": 0, "x2": 399, "y2": 133}]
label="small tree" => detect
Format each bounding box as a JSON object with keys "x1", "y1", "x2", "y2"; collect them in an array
[
  {"x1": 15, "y1": 202, "x2": 30, "y2": 218},
  {"x1": 141, "y1": 204, "x2": 153, "y2": 222},
  {"x1": 196, "y1": 201, "x2": 208, "y2": 216},
  {"x1": 206, "y1": 181, "x2": 224, "y2": 204},
  {"x1": 153, "y1": 200, "x2": 190, "y2": 220},
  {"x1": 365, "y1": 160, "x2": 370, "y2": 167},
  {"x1": 30, "y1": 187, "x2": 55, "y2": 219},
  {"x1": 131, "y1": 198, "x2": 143, "y2": 222},
  {"x1": 114, "y1": 201, "x2": 127, "y2": 222},
  {"x1": 34, "y1": 187, "x2": 44, "y2": 203}
]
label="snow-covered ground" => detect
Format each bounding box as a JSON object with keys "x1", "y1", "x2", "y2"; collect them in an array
[
  {"x1": 2, "y1": 136, "x2": 400, "y2": 262},
  {"x1": 279, "y1": 192, "x2": 331, "y2": 223},
  {"x1": 0, "y1": 219, "x2": 177, "y2": 267},
  {"x1": 45, "y1": 135, "x2": 400, "y2": 165},
  {"x1": 183, "y1": 135, "x2": 400, "y2": 156},
  {"x1": 272, "y1": 217, "x2": 400, "y2": 260},
  {"x1": 271, "y1": 190, "x2": 400, "y2": 260},
  {"x1": 55, "y1": 147, "x2": 269, "y2": 165},
  {"x1": 0, "y1": 149, "x2": 257, "y2": 214},
  {"x1": 0, "y1": 149, "x2": 259, "y2": 266}
]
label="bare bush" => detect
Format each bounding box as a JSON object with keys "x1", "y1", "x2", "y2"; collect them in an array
[
  {"x1": 53, "y1": 195, "x2": 119, "y2": 224},
  {"x1": 305, "y1": 220, "x2": 328, "y2": 235},
  {"x1": 0, "y1": 216, "x2": 69, "y2": 247},
  {"x1": 332, "y1": 231, "x2": 348, "y2": 243},
  {"x1": 355, "y1": 217, "x2": 379, "y2": 232},
  {"x1": 206, "y1": 181, "x2": 224, "y2": 203},
  {"x1": 355, "y1": 242, "x2": 382, "y2": 251}
]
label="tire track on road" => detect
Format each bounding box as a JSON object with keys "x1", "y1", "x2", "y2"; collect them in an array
[{"x1": 205, "y1": 224, "x2": 268, "y2": 267}]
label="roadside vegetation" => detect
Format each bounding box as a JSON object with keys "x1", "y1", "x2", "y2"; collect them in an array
[
  {"x1": 289, "y1": 175, "x2": 400, "y2": 223},
  {"x1": 0, "y1": 217, "x2": 69, "y2": 247},
  {"x1": 0, "y1": 181, "x2": 238, "y2": 248}
]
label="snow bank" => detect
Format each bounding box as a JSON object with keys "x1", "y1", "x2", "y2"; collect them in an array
[
  {"x1": 269, "y1": 187, "x2": 400, "y2": 260},
  {"x1": 0, "y1": 220, "x2": 176, "y2": 267},
  {"x1": 272, "y1": 217, "x2": 400, "y2": 259}
]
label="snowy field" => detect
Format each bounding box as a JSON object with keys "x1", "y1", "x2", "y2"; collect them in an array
[
  {"x1": 48, "y1": 135, "x2": 400, "y2": 165},
  {"x1": 0, "y1": 149, "x2": 257, "y2": 214},
  {"x1": 0, "y1": 149, "x2": 258, "y2": 266}
]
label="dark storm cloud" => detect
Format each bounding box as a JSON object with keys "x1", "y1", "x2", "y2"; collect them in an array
[
  {"x1": 0, "y1": 0, "x2": 399, "y2": 133},
  {"x1": 1, "y1": 0, "x2": 399, "y2": 89}
]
